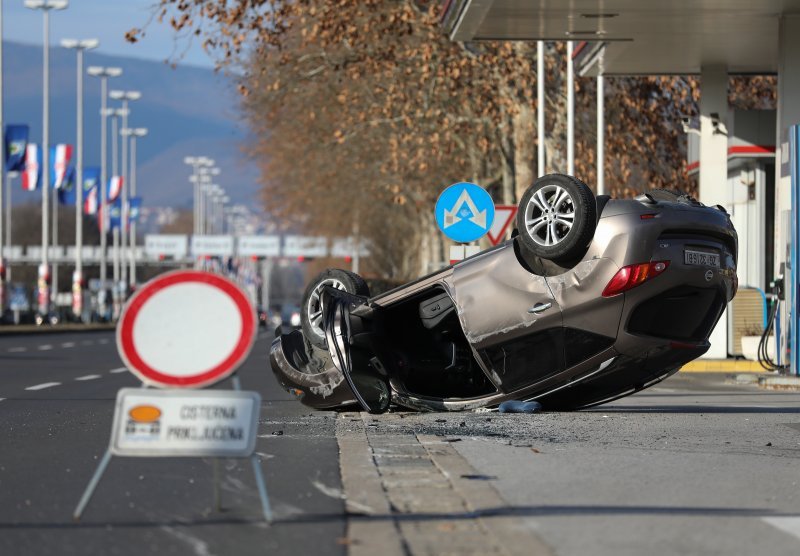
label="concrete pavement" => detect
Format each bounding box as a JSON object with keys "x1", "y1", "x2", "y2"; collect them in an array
[{"x1": 333, "y1": 373, "x2": 800, "y2": 555}]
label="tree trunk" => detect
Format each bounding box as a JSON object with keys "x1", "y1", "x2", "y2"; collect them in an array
[
  {"x1": 499, "y1": 117, "x2": 516, "y2": 206},
  {"x1": 512, "y1": 103, "x2": 535, "y2": 202}
]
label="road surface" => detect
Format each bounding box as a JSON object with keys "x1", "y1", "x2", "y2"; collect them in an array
[{"x1": 2, "y1": 330, "x2": 799, "y2": 555}]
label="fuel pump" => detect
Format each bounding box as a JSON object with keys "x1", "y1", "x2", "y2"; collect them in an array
[{"x1": 759, "y1": 274, "x2": 788, "y2": 371}]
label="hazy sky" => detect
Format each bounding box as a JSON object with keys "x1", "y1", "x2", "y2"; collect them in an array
[{"x1": 3, "y1": 0, "x2": 213, "y2": 68}]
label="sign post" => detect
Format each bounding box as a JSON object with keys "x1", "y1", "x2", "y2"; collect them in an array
[
  {"x1": 435, "y1": 182, "x2": 495, "y2": 263},
  {"x1": 73, "y1": 270, "x2": 271, "y2": 522}
]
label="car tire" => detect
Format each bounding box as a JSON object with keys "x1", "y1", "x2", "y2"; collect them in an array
[
  {"x1": 301, "y1": 268, "x2": 370, "y2": 348},
  {"x1": 516, "y1": 173, "x2": 596, "y2": 263}
]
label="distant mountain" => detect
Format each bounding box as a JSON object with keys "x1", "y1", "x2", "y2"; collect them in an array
[{"x1": 3, "y1": 41, "x2": 263, "y2": 212}]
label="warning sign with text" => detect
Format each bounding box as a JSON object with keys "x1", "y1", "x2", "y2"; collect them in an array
[{"x1": 110, "y1": 388, "x2": 260, "y2": 457}]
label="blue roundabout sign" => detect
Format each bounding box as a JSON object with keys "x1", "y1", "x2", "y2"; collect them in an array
[{"x1": 435, "y1": 182, "x2": 495, "y2": 243}]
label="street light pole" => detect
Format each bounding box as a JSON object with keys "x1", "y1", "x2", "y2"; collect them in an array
[
  {"x1": 86, "y1": 66, "x2": 121, "y2": 296},
  {"x1": 125, "y1": 127, "x2": 146, "y2": 287},
  {"x1": 62, "y1": 38, "x2": 98, "y2": 320},
  {"x1": 110, "y1": 109, "x2": 120, "y2": 317},
  {"x1": 0, "y1": 0, "x2": 5, "y2": 314},
  {"x1": 109, "y1": 89, "x2": 141, "y2": 297},
  {"x1": 4, "y1": 172, "x2": 16, "y2": 283},
  {"x1": 25, "y1": 0, "x2": 68, "y2": 319}
]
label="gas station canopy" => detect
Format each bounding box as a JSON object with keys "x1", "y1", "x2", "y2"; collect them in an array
[{"x1": 443, "y1": 0, "x2": 800, "y2": 75}]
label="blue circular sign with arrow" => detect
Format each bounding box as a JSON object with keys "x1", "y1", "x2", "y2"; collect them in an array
[{"x1": 435, "y1": 182, "x2": 495, "y2": 243}]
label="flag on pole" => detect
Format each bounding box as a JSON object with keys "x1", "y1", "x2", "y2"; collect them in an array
[
  {"x1": 82, "y1": 167, "x2": 100, "y2": 215},
  {"x1": 84, "y1": 185, "x2": 99, "y2": 215},
  {"x1": 21, "y1": 144, "x2": 41, "y2": 191},
  {"x1": 128, "y1": 197, "x2": 142, "y2": 224},
  {"x1": 50, "y1": 144, "x2": 73, "y2": 189},
  {"x1": 57, "y1": 166, "x2": 77, "y2": 205},
  {"x1": 109, "y1": 198, "x2": 123, "y2": 229},
  {"x1": 4, "y1": 124, "x2": 29, "y2": 172},
  {"x1": 106, "y1": 175, "x2": 123, "y2": 203},
  {"x1": 83, "y1": 166, "x2": 100, "y2": 193}
]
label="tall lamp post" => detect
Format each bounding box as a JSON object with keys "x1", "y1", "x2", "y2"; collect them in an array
[
  {"x1": 25, "y1": 0, "x2": 68, "y2": 320},
  {"x1": 109, "y1": 89, "x2": 140, "y2": 296},
  {"x1": 61, "y1": 37, "x2": 98, "y2": 321},
  {"x1": 107, "y1": 107, "x2": 126, "y2": 318},
  {"x1": 122, "y1": 127, "x2": 146, "y2": 288},
  {"x1": 86, "y1": 65, "x2": 121, "y2": 300},
  {"x1": 184, "y1": 156, "x2": 214, "y2": 235},
  {"x1": 0, "y1": 1, "x2": 5, "y2": 314},
  {"x1": 200, "y1": 166, "x2": 220, "y2": 234},
  {"x1": 4, "y1": 172, "x2": 16, "y2": 283}
]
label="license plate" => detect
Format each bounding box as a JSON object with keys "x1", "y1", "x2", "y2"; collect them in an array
[{"x1": 684, "y1": 250, "x2": 720, "y2": 267}]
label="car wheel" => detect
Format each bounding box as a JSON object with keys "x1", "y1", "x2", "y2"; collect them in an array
[
  {"x1": 516, "y1": 173, "x2": 596, "y2": 263},
  {"x1": 301, "y1": 268, "x2": 370, "y2": 348}
]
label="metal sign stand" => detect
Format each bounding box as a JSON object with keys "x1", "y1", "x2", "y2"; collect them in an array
[{"x1": 73, "y1": 373, "x2": 272, "y2": 523}]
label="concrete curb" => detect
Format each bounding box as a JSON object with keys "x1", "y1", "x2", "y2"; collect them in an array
[
  {"x1": 0, "y1": 323, "x2": 115, "y2": 336},
  {"x1": 681, "y1": 359, "x2": 767, "y2": 373},
  {"x1": 336, "y1": 412, "x2": 553, "y2": 555},
  {"x1": 758, "y1": 375, "x2": 800, "y2": 391}
]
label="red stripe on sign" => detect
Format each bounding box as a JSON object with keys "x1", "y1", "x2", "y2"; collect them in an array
[{"x1": 117, "y1": 270, "x2": 256, "y2": 388}]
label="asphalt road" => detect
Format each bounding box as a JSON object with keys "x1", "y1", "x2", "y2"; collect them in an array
[
  {"x1": 0, "y1": 329, "x2": 347, "y2": 556},
  {"x1": 3, "y1": 330, "x2": 800, "y2": 556}
]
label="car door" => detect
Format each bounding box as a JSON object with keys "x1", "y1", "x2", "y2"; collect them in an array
[
  {"x1": 450, "y1": 244, "x2": 564, "y2": 392},
  {"x1": 322, "y1": 288, "x2": 392, "y2": 413}
]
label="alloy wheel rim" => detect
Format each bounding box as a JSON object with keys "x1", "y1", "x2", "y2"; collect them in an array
[
  {"x1": 524, "y1": 184, "x2": 576, "y2": 247},
  {"x1": 307, "y1": 278, "x2": 347, "y2": 338}
]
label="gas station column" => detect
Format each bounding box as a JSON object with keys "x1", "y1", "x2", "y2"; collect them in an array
[
  {"x1": 776, "y1": 15, "x2": 800, "y2": 263},
  {"x1": 699, "y1": 65, "x2": 729, "y2": 207},
  {"x1": 777, "y1": 15, "x2": 800, "y2": 375}
]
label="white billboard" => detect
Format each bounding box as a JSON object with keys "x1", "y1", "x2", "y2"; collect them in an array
[
  {"x1": 145, "y1": 235, "x2": 188, "y2": 259},
  {"x1": 283, "y1": 235, "x2": 328, "y2": 258},
  {"x1": 191, "y1": 235, "x2": 234, "y2": 257},
  {"x1": 238, "y1": 235, "x2": 281, "y2": 257}
]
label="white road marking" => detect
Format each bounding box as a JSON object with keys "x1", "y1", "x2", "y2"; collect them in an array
[
  {"x1": 37, "y1": 345, "x2": 53, "y2": 351},
  {"x1": 0, "y1": 398, "x2": 5, "y2": 402},
  {"x1": 763, "y1": 517, "x2": 800, "y2": 542},
  {"x1": 25, "y1": 382, "x2": 61, "y2": 391},
  {"x1": 8, "y1": 347, "x2": 26, "y2": 353},
  {"x1": 109, "y1": 367, "x2": 128, "y2": 374},
  {"x1": 61, "y1": 342, "x2": 76, "y2": 348},
  {"x1": 75, "y1": 374, "x2": 101, "y2": 381},
  {"x1": 98, "y1": 339, "x2": 109, "y2": 345}
]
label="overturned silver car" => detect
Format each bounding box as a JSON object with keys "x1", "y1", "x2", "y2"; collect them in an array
[{"x1": 270, "y1": 174, "x2": 738, "y2": 413}]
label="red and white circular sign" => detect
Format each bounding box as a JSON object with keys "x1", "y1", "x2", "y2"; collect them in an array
[{"x1": 117, "y1": 270, "x2": 256, "y2": 388}]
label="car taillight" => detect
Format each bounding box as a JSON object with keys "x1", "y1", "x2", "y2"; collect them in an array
[{"x1": 602, "y1": 261, "x2": 670, "y2": 297}]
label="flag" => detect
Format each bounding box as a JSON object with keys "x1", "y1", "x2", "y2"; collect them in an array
[
  {"x1": 50, "y1": 144, "x2": 73, "y2": 189},
  {"x1": 4, "y1": 124, "x2": 29, "y2": 172},
  {"x1": 83, "y1": 166, "x2": 100, "y2": 193},
  {"x1": 109, "y1": 198, "x2": 123, "y2": 229},
  {"x1": 129, "y1": 197, "x2": 142, "y2": 224},
  {"x1": 21, "y1": 144, "x2": 41, "y2": 191},
  {"x1": 57, "y1": 166, "x2": 77, "y2": 205},
  {"x1": 81, "y1": 167, "x2": 100, "y2": 215},
  {"x1": 84, "y1": 185, "x2": 98, "y2": 215},
  {"x1": 106, "y1": 175, "x2": 123, "y2": 203}
]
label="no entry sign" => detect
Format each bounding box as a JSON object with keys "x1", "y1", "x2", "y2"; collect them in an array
[{"x1": 117, "y1": 271, "x2": 256, "y2": 388}]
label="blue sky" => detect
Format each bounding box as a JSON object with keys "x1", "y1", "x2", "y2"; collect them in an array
[{"x1": 3, "y1": 0, "x2": 213, "y2": 68}]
